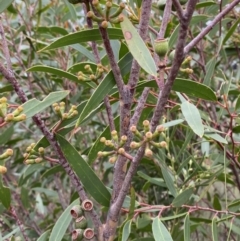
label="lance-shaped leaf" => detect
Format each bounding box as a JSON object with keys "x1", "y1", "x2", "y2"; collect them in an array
[
  {"x1": 56, "y1": 134, "x2": 111, "y2": 207},
  {"x1": 172, "y1": 188, "x2": 193, "y2": 207},
  {"x1": 39, "y1": 28, "x2": 124, "y2": 52},
  {"x1": 184, "y1": 214, "x2": 190, "y2": 241},
  {"x1": 0, "y1": 178, "x2": 11, "y2": 209},
  {"x1": 0, "y1": 0, "x2": 14, "y2": 13},
  {"x1": 22, "y1": 91, "x2": 69, "y2": 118},
  {"x1": 49, "y1": 199, "x2": 79, "y2": 241},
  {"x1": 120, "y1": 15, "x2": 157, "y2": 76},
  {"x1": 181, "y1": 101, "x2": 204, "y2": 137},
  {"x1": 136, "y1": 78, "x2": 217, "y2": 101},
  {"x1": 122, "y1": 220, "x2": 132, "y2": 241},
  {"x1": 152, "y1": 217, "x2": 173, "y2": 241}
]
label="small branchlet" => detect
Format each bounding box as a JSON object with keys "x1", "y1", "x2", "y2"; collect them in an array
[{"x1": 143, "y1": 120, "x2": 150, "y2": 133}]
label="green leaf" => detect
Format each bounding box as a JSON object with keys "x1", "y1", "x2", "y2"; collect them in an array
[
  {"x1": 235, "y1": 95, "x2": 240, "y2": 110},
  {"x1": 184, "y1": 214, "x2": 190, "y2": 241},
  {"x1": 137, "y1": 171, "x2": 166, "y2": 187},
  {"x1": 0, "y1": 125, "x2": 14, "y2": 145},
  {"x1": 204, "y1": 132, "x2": 228, "y2": 144},
  {"x1": 120, "y1": 15, "x2": 157, "y2": 76},
  {"x1": 0, "y1": 0, "x2": 14, "y2": 13},
  {"x1": 0, "y1": 85, "x2": 13, "y2": 93},
  {"x1": 223, "y1": 19, "x2": 240, "y2": 45},
  {"x1": 37, "y1": 230, "x2": 51, "y2": 241},
  {"x1": 56, "y1": 134, "x2": 111, "y2": 206},
  {"x1": 137, "y1": 214, "x2": 152, "y2": 229},
  {"x1": 27, "y1": 65, "x2": 79, "y2": 83},
  {"x1": 128, "y1": 187, "x2": 136, "y2": 219},
  {"x1": 181, "y1": 101, "x2": 204, "y2": 137},
  {"x1": 137, "y1": 79, "x2": 217, "y2": 101},
  {"x1": 22, "y1": 91, "x2": 69, "y2": 118},
  {"x1": 39, "y1": 28, "x2": 124, "y2": 52},
  {"x1": 212, "y1": 217, "x2": 219, "y2": 241},
  {"x1": 203, "y1": 57, "x2": 217, "y2": 86},
  {"x1": 196, "y1": 1, "x2": 216, "y2": 9},
  {"x1": 152, "y1": 217, "x2": 173, "y2": 241},
  {"x1": 0, "y1": 178, "x2": 11, "y2": 209},
  {"x1": 173, "y1": 79, "x2": 217, "y2": 101},
  {"x1": 172, "y1": 188, "x2": 193, "y2": 207},
  {"x1": 122, "y1": 220, "x2": 132, "y2": 241},
  {"x1": 49, "y1": 199, "x2": 79, "y2": 241},
  {"x1": 67, "y1": 62, "x2": 97, "y2": 74},
  {"x1": 160, "y1": 163, "x2": 177, "y2": 197},
  {"x1": 213, "y1": 194, "x2": 221, "y2": 211},
  {"x1": 233, "y1": 125, "x2": 240, "y2": 134},
  {"x1": 76, "y1": 52, "x2": 133, "y2": 127}
]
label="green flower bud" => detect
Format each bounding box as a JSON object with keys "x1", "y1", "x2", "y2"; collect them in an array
[
  {"x1": 75, "y1": 216, "x2": 87, "y2": 229},
  {"x1": 0, "y1": 165, "x2": 7, "y2": 174},
  {"x1": 109, "y1": 155, "x2": 117, "y2": 164},
  {"x1": 145, "y1": 148, "x2": 153, "y2": 158},
  {"x1": 145, "y1": 132, "x2": 153, "y2": 141},
  {"x1": 154, "y1": 38, "x2": 169, "y2": 58},
  {"x1": 12, "y1": 106, "x2": 23, "y2": 117},
  {"x1": 118, "y1": 148, "x2": 125, "y2": 154},
  {"x1": 13, "y1": 114, "x2": 26, "y2": 122},
  {"x1": 130, "y1": 141, "x2": 142, "y2": 149},
  {"x1": 101, "y1": 20, "x2": 109, "y2": 29},
  {"x1": 4, "y1": 113, "x2": 14, "y2": 122}
]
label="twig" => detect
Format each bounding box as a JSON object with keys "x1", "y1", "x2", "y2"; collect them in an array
[
  {"x1": 151, "y1": 0, "x2": 198, "y2": 131},
  {"x1": 9, "y1": 206, "x2": 30, "y2": 241},
  {"x1": 0, "y1": 17, "x2": 102, "y2": 233},
  {"x1": 184, "y1": 0, "x2": 240, "y2": 54},
  {"x1": 158, "y1": 0, "x2": 172, "y2": 38}
]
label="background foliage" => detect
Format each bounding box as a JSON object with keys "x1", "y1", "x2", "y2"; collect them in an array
[{"x1": 0, "y1": 0, "x2": 240, "y2": 240}]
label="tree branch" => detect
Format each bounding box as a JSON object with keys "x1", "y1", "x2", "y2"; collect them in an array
[
  {"x1": 0, "y1": 18, "x2": 102, "y2": 233},
  {"x1": 184, "y1": 0, "x2": 240, "y2": 54},
  {"x1": 151, "y1": 0, "x2": 198, "y2": 131}
]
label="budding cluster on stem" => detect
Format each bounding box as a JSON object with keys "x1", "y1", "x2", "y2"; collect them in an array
[
  {"x1": 52, "y1": 102, "x2": 78, "y2": 120},
  {"x1": 87, "y1": 0, "x2": 125, "y2": 28},
  {"x1": 130, "y1": 120, "x2": 168, "y2": 159}
]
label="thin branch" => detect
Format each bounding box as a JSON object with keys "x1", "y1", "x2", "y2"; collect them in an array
[
  {"x1": 9, "y1": 206, "x2": 30, "y2": 241},
  {"x1": 158, "y1": 0, "x2": 172, "y2": 38},
  {"x1": 83, "y1": 4, "x2": 115, "y2": 132},
  {"x1": 151, "y1": 0, "x2": 198, "y2": 131},
  {"x1": 0, "y1": 18, "x2": 102, "y2": 233},
  {"x1": 172, "y1": 0, "x2": 184, "y2": 21},
  {"x1": 184, "y1": 0, "x2": 240, "y2": 54}
]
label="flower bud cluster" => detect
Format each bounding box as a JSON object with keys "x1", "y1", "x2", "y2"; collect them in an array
[
  {"x1": 77, "y1": 64, "x2": 106, "y2": 83},
  {"x1": 71, "y1": 200, "x2": 95, "y2": 240},
  {"x1": 97, "y1": 130, "x2": 128, "y2": 164},
  {"x1": 52, "y1": 102, "x2": 78, "y2": 120},
  {"x1": 24, "y1": 143, "x2": 46, "y2": 165},
  {"x1": 0, "y1": 97, "x2": 26, "y2": 123},
  {"x1": 130, "y1": 120, "x2": 168, "y2": 158},
  {"x1": 0, "y1": 149, "x2": 13, "y2": 174},
  {"x1": 87, "y1": 0, "x2": 125, "y2": 28}
]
